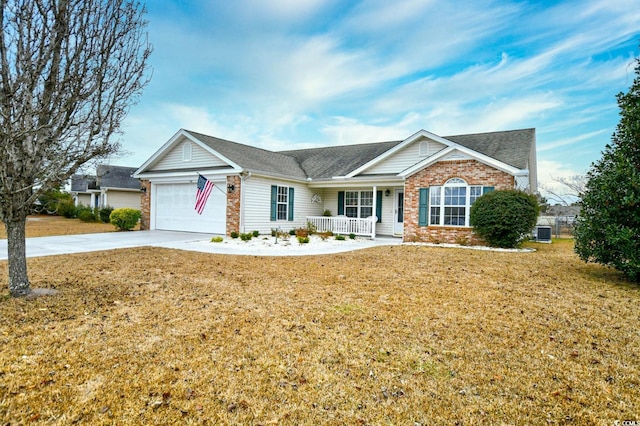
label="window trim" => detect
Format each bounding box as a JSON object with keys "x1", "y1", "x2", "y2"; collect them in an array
[
  {"x1": 344, "y1": 190, "x2": 374, "y2": 219},
  {"x1": 427, "y1": 178, "x2": 485, "y2": 227}
]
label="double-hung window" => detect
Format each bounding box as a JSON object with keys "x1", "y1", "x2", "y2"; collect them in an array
[
  {"x1": 270, "y1": 185, "x2": 294, "y2": 221},
  {"x1": 428, "y1": 178, "x2": 488, "y2": 226},
  {"x1": 276, "y1": 186, "x2": 288, "y2": 220},
  {"x1": 344, "y1": 190, "x2": 373, "y2": 218}
]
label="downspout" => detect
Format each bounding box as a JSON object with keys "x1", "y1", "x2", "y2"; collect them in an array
[
  {"x1": 239, "y1": 171, "x2": 251, "y2": 233},
  {"x1": 372, "y1": 185, "x2": 377, "y2": 240}
]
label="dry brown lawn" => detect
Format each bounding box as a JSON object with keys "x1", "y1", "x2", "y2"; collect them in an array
[
  {"x1": 0, "y1": 219, "x2": 639, "y2": 424},
  {"x1": 0, "y1": 215, "x2": 116, "y2": 239}
]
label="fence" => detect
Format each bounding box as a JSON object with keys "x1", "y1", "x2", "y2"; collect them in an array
[
  {"x1": 537, "y1": 215, "x2": 576, "y2": 238},
  {"x1": 306, "y1": 216, "x2": 376, "y2": 238}
]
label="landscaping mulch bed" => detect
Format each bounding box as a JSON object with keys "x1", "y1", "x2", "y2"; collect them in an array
[{"x1": 0, "y1": 222, "x2": 638, "y2": 424}]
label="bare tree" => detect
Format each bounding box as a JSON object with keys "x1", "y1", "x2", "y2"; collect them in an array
[
  {"x1": 0, "y1": 0, "x2": 152, "y2": 297},
  {"x1": 541, "y1": 174, "x2": 587, "y2": 206}
]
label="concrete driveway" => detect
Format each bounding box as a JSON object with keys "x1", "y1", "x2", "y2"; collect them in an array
[
  {"x1": 1, "y1": 231, "x2": 402, "y2": 259},
  {"x1": 0, "y1": 230, "x2": 217, "y2": 260}
]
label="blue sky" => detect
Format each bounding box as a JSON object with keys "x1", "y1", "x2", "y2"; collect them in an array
[{"x1": 118, "y1": 0, "x2": 639, "y2": 199}]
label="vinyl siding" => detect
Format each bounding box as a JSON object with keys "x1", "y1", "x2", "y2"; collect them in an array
[
  {"x1": 74, "y1": 194, "x2": 91, "y2": 207},
  {"x1": 241, "y1": 176, "x2": 322, "y2": 234},
  {"x1": 366, "y1": 139, "x2": 446, "y2": 174},
  {"x1": 152, "y1": 140, "x2": 228, "y2": 171},
  {"x1": 442, "y1": 149, "x2": 471, "y2": 161},
  {"x1": 105, "y1": 191, "x2": 142, "y2": 210}
]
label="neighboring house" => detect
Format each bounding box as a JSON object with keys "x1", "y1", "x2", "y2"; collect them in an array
[
  {"x1": 71, "y1": 165, "x2": 142, "y2": 210},
  {"x1": 133, "y1": 128, "x2": 537, "y2": 244}
]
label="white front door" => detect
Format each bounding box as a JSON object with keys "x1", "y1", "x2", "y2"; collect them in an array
[{"x1": 394, "y1": 189, "x2": 404, "y2": 235}]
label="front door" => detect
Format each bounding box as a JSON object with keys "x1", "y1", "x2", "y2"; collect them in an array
[{"x1": 394, "y1": 189, "x2": 404, "y2": 235}]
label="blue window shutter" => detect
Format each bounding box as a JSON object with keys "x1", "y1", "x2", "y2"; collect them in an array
[
  {"x1": 483, "y1": 186, "x2": 495, "y2": 195},
  {"x1": 288, "y1": 187, "x2": 295, "y2": 221},
  {"x1": 270, "y1": 185, "x2": 277, "y2": 221},
  {"x1": 418, "y1": 188, "x2": 429, "y2": 226},
  {"x1": 376, "y1": 190, "x2": 382, "y2": 223},
  {"x1": 338, "y1": 191, "x2": 345, "y2": 215}
]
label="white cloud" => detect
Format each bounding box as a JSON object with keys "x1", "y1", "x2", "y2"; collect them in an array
[
  {"x1": 538, "y1": 130, "x2": 609, "y2": 152},
  {"x1": 319, "y1": 116, "x2": 414, "y2": 145},
  {"x1": 537, "y1": 160, "x2": 588, "y2": 204}
]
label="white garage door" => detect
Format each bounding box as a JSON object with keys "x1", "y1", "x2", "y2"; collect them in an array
[{"x1": 154, "y1": 182, "x2": 226, "y2": 233}]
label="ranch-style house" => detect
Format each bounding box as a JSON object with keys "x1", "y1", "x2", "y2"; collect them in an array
[{"x1": 133, "y1": 128, "x2": 537, "y2": 244}]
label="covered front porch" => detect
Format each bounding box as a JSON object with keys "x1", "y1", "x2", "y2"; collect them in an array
[{"x1": 305, "y1": 181, "x2": 406, "y2": 239}]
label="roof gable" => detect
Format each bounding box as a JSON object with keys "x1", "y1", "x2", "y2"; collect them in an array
[
  {"x1": 349, "y1": 129, "x2": 534, "y2": 178},
  {"x1": 135, "y1": 129, "x2": 241, "y2": 176}
]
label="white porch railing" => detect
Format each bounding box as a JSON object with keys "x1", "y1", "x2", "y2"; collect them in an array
[{"x1": 306, "y1": 216, "x2": 376, "y2": 238}]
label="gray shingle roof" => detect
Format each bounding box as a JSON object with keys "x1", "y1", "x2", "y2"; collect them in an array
[
  {"x1": 96, "y1": 165, "x2": 140, "y2": 189},
  {"x1": 444, "y1": 128, "x2": 535, "y2": 170},
  {"x1": 71, "y1": 165, "x2": 140, "y2": 192},
  {"x1": 279, "y1": 141, "x2": 402, "y2": 179},
  {"x1": 184, "y1": 131, "x2": 308, "y2": 180},
  {"x1": 70, "y1": 175, "x2": 95, "y2": 192},
  {"x1": 183, "y1": 128, "x2": 534, "y2": 180}
]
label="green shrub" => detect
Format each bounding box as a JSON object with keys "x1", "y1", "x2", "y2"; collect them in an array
[
  {"x1": 297, "y1": 236, "x2": 309, "y2": 244},
  {"x1": 211, "y1": 236, "x2": 224, "y2": 243},
  {"x1": 349, "y1": 233, "x2": 356, "y2": 240},
  {"x1": 252, "y1": 230, "x2": 260, "y2": 237},
  {"x1": 230, "y1": 231, "x2": 239, "y2": 239},
  {"x1": 322, "y1": 209, "x2": 332, "y2": 217},
  {"x1": 240, "y1": 233, "x2": 253, "y2": 241},
  {"x1": 36, "y1": 189, "x2": 73, "y2": 215},
  {"x1": 78, "y1": 209, "x2": 96, "y2": 222},
  {"x1": 75, "y1": 204, "x2": 93, "y2": 221},
  {"x1": 99, "y1": 206, "x2": 114, "y2": 223},
  {"x1": 289, "y1": 229, "x2": 296, "y2": 236},
  {"x1": 57, "y1": 200, "x2": 77, "y2": 218},
  {"x1": 470, "y1": 189, "x2": 539, "y2": 248},
  {"x1": 109, "y1": 208, "x2": 141, "y2": 231},
  {"x1": 335, "y1": 234, "x2": 346, "y2": 241}
]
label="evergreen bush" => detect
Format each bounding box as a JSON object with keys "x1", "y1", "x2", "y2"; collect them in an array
[
  {"x1": 78, "y1": 209, "x2": 96, "y2": 222},
  {"x1": 99, "y1": 206, "x2": 114, "y2": 223},
  {"x1": 574, "y1": 54, "x2": 640, "y2": 282},
  {"x1": 470, "y1": 189, "x2": 539, "y2": 248},
  {"x1": 57, "y1": 200, "x2": 77, "y2": 218}
]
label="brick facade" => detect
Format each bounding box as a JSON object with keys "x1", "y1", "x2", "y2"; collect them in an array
[
  {"x1": 403, "y1": 160, "x2": 515, "y2": 244},
  {"x1": 140, "y1": 179, "x2": 151, "y2": 231},
  {"x1": 226, "y1": 175, "x2": 241, "y2": 236}
]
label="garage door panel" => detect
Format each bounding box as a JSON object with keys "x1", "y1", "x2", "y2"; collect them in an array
[{"x1": 155, "y1": 182, "x2": 226, "y2": 233}]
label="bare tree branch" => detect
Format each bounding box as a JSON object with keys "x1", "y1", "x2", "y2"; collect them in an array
[
  {"x1": 0, "y1": 0, "x2": 152, "y2": 296},
  {"x1": 541, "y1": 174, "x2": 587, "y2": 206}
]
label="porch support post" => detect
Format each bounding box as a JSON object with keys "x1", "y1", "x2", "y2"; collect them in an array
[{"x1": 372, "y1": 185, "x2": 377, "y2": 240}]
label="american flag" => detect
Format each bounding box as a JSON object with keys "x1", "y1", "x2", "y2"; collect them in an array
[{"x1": 194, "y1": 175, "x2": 214, "y2": 214}]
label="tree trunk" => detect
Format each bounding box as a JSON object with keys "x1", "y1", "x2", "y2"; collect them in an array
[{"x1": 6, "y1": 217, "x2": 30, "y2": 297}]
